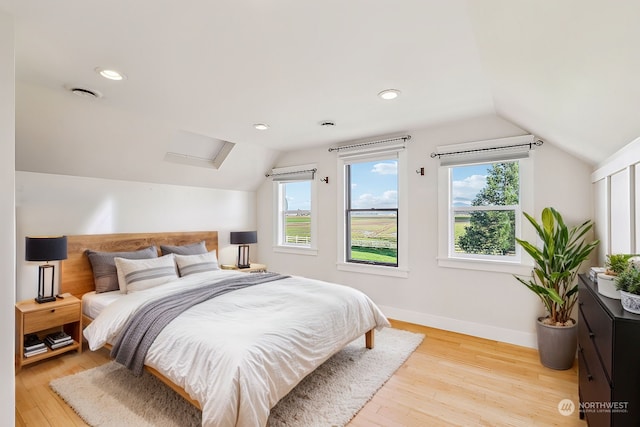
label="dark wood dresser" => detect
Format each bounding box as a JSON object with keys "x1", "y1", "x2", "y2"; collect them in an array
[{"x1": 578, "y1": 274, "x2": 640, "y2": 426}]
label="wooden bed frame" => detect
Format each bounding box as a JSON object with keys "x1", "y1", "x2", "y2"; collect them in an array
[{"x1": 59, "y1": 230, "x2": 374, "y2": 411}]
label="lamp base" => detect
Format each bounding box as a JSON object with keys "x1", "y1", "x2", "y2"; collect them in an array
[
  {"x1": 35, "y1": 295, "x2": 57, "y2": 304},
  {"x1": 236, "y1": 245, "x2": 251, "y2": 269}
]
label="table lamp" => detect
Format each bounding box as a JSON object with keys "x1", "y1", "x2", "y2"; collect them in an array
[
  {"x1": 25, "y1": 236, "x2": 68, "y2": 303},
  {"x1": 230, "y1": 231, "x2": 257, "y2": 269}
]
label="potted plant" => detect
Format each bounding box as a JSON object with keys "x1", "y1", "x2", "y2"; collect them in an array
[
  {"x1": 597, "y1": 254, "x2": 634, "y2": 299},
  {"x1": 515, "y1": 207, "x2": 599, "y2": 370},
  {"x1": 615, "y1": 260, "x2": 640, "y2": 314}
]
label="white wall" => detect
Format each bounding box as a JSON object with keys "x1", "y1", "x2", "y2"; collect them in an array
[
  {"x1": 257, "y1": 115, "x2": 595, "y2": 348},
  {"x1": 592, "y1": 136, "x2": 640, "y2": 259},
  {"x1": 0, "y1": 10, "x2": 15, "y2": 425},
  {"x1": 16, "y1": 172, "x2": 257, "y2": 301}
]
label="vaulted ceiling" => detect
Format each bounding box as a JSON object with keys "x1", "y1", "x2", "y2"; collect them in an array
[{"x1": 2, "y1": 0, "x2": 639, "y2": 190}]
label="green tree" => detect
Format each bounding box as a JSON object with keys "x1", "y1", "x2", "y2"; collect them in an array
[{"x1": 458, "y1": 162, "x2": 519, "y2": 255}]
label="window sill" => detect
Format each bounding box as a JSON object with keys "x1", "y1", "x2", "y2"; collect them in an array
[
  {"x1": 437, "y1": 257, "x2": 533, "y2": 275},
  {"x1": 273, "y1": 246, "x2": 318, "y2": 256},
  {"x1": 336, "y1": 262, "x2": 409, "y2": 278}
]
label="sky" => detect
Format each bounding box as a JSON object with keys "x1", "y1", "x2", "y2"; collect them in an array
[
  {"x1": 451, "y1": 163, "x2": 490, "y2": 207},
  {"x1": 283, "y1": 159, "x2": 399, "y2": 211},
  {"x1": 349, "y1": 160, "x2": 398, "y2": 209},
  {"x1": 284, "y1": 161, "x2": 491, "y2": 210}
]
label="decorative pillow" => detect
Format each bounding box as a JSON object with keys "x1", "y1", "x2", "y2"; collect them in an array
[
  {"x1": 174, "y1": 251, "x2": 219, "y2": 277},
  {"x1": 86, "y1": 246, "x2": 158, "y2": 293},
  {"x1": 160, "y1": 241, "x2": 208, "y2": 256},
  {"x1": 114, "y1": 254, "x2": 178, "y2": 293}
]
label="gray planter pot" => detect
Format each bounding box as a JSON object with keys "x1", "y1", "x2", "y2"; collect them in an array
[{"x1": 536, "y1": 317, "x2": 577, "y2": 370}]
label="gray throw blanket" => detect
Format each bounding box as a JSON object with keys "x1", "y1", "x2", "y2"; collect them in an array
[{"x1": 110, "y1": 272, "x2": 289, "y2": 376}]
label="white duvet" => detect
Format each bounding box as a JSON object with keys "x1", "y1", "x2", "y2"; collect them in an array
[{"x1": 83, "y1": 270, "x2": 390, "y2": 427}]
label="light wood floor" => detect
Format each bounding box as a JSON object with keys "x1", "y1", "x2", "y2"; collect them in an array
[{"x1": 15, "y1": 320, "x2": 587, "y2": 427}]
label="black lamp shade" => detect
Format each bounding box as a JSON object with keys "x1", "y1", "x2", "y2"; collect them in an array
[
  {"x1": 230, "y1": 231, "x2": 257, "y2": 245},
  {"x1": 25, "y1": 236, "x2": 68, "y2": 261}
]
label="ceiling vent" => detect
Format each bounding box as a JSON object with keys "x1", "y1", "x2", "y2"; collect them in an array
[
  {"x1": 164, "y1": 130, "x2": 235, "y2": 170},
  {"x1": 68, "y1": 87, "x2": 102, "y2": 99}
]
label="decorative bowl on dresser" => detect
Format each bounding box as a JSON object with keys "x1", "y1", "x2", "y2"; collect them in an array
[{"x1": 578, "y1": 274, "x2": 640, "y2": 426}]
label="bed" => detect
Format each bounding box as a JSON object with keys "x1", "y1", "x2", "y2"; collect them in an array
[{"x1": 61, "y1": 231, "x2": 390, "y2": 427}]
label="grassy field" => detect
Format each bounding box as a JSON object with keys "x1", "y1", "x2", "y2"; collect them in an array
[
  {"x1": 285, "y1": 216, "x2": 311, "y2": 240},
  {"x1": 285, "y1": 215, "x2": 397, "y2": 264}
]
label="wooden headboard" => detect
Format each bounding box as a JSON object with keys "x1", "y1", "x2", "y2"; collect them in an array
[{"x1": 61, "y1": 231, "x2": 219, "y2": 299}]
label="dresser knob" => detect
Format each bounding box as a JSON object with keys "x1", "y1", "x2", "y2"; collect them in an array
[
  {"x1": 50, "y1": 309, "x2": 55, "y2": 313},
  {"x1": 589, "y1": 332, "x2": 595, "y2": 338},
  {"x1": 588, "y1": 374, "x2": 594, "y2": 382}
]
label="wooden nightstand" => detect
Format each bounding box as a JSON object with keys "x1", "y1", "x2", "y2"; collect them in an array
[
  {"x1": 221, "y1": 263, "x2": 267, "y2": 273},
  {"x1": 15, "y1": 296, "x2": 82, "y2": 370}
]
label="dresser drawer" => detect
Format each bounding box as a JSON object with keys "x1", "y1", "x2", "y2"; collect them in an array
[
  {"x1": 23, "y1": 303, "x2": 79, "y2": 334},
  {"x1": 579, "y1": 284, "x2": 613, "y2": 381},
  {"x1": 578, "y1": 344, "x2": 611, "y2": 427}
]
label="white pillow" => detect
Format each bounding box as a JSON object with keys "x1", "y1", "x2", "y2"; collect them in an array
[
  {"x1": 115, "y1": 253, "x2": 178, "y2": 293},
  {"x1": 174, "y1": 250, "x2": 219, "y2": 277}
]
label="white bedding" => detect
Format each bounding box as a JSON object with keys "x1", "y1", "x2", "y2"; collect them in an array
[
  {"x1": 81, "y1": 290, "x2": 122, "y2": 319},
  {"x1": 83, "y1": 270, "x2": 390, "y2": 427}
]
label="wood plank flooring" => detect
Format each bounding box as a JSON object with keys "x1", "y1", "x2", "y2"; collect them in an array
[{"x1": 15, "y1": 320, "x2": 587, "y2": 426}]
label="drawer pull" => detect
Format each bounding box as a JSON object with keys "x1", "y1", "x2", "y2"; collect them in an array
[
  {"x1": 589, "y1": 332, "x2": 595, "y2": 338},
  {"x1": 50, "y1": 309, "x2": 55, "y2": 313},
  {"x1": 587, "y1": 374, "x2": 594, "y2": 381}
]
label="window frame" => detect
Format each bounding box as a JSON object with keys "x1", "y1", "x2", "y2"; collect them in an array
[
  {"x1": 272, "y1": 164, "x2": 318, "y2": 256},
  {"x1": 436, "y1": 137, "x2": 535, "y2": 275},
  {"x1": 337, "y1": 148, "x2": 408, "y2": 277}
]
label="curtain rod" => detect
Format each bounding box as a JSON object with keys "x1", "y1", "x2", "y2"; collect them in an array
[
  {"x1": 430, "y1": 139, "x2": 543, "y2": 159},
  {"x1": 328, "y1": 135, "x2": 411, "y2": 153},
  {"x1": 265, "y1": 168, "x2": 317, "y2": 178}
]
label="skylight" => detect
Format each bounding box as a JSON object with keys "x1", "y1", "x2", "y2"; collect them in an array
[{"x1": 164, "y1": 130, "x2": 235, "y2": 170}]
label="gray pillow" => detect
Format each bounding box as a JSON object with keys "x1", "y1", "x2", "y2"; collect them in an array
[
  {"x1": 86, "y1": 246, "x2": 158, "y2": 293},
  {"x1": 160, "y1": 241, "x2": 207, "y2": 256}
]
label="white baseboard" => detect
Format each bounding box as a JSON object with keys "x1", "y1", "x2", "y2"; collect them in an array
[{"x1": 379, "y1": 305, "x2": 537, "y2": 349}]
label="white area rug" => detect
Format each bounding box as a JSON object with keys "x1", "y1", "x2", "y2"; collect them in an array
[{"x1": 50, "y1": 328, "x2": 424, "y2": 427}]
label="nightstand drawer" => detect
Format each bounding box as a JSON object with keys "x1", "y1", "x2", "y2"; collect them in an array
[{"x1": 23, "y1": 303, "x2": 79, "y2": 334}]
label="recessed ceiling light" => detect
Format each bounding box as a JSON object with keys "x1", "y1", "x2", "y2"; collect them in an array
[
  {"x1": 378, "y1": 89, "x2": 401, "y2": 100},
  {"x1": 254, "y1": 123, "x2": 270, "y2": 130},
  {"x1": 96, "y1": 67, "x2": 126, "y2": 81}
]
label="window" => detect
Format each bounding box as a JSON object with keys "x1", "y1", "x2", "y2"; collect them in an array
[
  {"x1": 450, "y1": 161, "x2": 520, "y2": 260},
  {"x1": 272, "y1": 164, "x2": 317, "y2": 255},
  {"x1": 278, "y1": 180, "x2": 312, "y2": 246},
  {"x1": 345, "y1": 158, "x2": 398, "y2": 266},
  {"x1": 436, "y1": 135, "x2": 536, "y2": 274}
]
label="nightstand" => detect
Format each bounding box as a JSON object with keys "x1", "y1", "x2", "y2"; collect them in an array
[
  {"x1": 15, "y1": 296, "x2": 82, "y2": 370},
  {"x1": 221, "y1": 263, "x2": 267, "y2": 273}
]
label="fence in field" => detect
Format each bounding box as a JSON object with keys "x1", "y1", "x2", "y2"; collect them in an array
[
  {"x1": 285, "y1": 235, "x2": 311, "y2": 244},
  {"x1": 351, "y1": 239, "x2": 397, "y2": 249},
  {"x1": 285, "y1": 236, "x2": 397, "y2": 248}
]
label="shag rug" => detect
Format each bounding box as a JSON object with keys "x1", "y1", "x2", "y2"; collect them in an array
[{"x1": 50, "y1": 328, "x2": 424, "y2": 427}]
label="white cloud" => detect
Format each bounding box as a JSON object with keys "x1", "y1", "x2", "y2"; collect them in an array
[
  {"x1": 371, "y1": 162, "x2": 397, "y2": 175},
  {"x1": 353, "y1": 190, "x2": 397, "y2": 209},
  {"x1": 452, "y1": 174, "x2": 486, "y2": 206}
]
